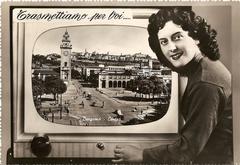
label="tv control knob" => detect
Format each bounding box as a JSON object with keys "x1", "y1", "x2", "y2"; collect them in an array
[
  {"x1": 31, "y1": 135, "x2": 52, "y2": 157},
  {"x1": 96, "y1": 142, "x2": 105, "y2": 150}
]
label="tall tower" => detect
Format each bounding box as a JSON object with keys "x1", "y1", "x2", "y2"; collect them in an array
[{"x1": 60, "y1": 29, "x2": 72, "y2": 83}]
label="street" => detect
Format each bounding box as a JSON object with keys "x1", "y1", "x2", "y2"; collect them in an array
[{"x1": 40, "y1": 79, "x2": 164, "y2": 126}]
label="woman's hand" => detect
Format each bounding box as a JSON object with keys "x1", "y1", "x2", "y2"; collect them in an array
[{"x1": 112, "y1": 145, "x2": 143, "y2": 163}]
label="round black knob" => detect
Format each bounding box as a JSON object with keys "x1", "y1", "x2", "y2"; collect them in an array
[
  {"x1": 96, "y1": 142, "x2": 105, "y2": 150},
  {"x1": 31, "y1": 135, "x2": 51, "y2": 157}
]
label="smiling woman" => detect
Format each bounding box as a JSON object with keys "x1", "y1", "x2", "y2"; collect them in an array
[
  {"x1": 157, "y1": 21, "x2": 201, "y2": 68},
  {"x1": 113, "y1": 7, "x2": 233, "y2": 164}
]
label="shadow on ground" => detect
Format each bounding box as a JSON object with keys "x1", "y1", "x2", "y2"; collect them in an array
[
  {"x1": 115, "y1": 96, "x2": 164, "y2": 102},
  {"x1": 122, "y1": 104, "x2": 169, "y2": 125}
]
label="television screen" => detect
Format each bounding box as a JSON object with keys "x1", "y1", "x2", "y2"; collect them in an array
[
  {"x1": 11, "y1": 7, "x2": 179, "y2": 158},
  {"x1": 32, "y1": 25, "x2": 174, "y2": 127}
]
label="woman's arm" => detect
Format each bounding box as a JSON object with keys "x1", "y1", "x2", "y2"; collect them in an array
[{"x1": 143, "y1": 82, "x2": 224, "y2": 163}]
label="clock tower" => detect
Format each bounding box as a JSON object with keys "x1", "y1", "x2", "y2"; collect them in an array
[{"x1": 60, "y1": 29, "x2": 72, "y2": 83}]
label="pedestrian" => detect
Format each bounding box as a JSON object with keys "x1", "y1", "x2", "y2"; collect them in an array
[
  {"x1": 102, "y1": 101, "x2": 105, "y2": 108},
  {"x1": 82, "y1": 101, "x2": 84, "y2": 108},
  {"x1": 51, "y1": 112, "x2": 54, "y2": 123},
  {"x1": 113, "y1": 7, "x2": 232, "y2": 164}
]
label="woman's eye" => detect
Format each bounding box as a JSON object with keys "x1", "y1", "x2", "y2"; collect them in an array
[
  {"x1": 173, "y1": 34, "x2": 183, "y2": 41},
  {"x1": 160, "y1": 40, "x2": 168, "y2": 45}
]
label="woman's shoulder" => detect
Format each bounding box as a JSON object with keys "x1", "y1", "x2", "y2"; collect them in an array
[{"x1": 190, "y1": 57, "x2": 231, "y2": 97}]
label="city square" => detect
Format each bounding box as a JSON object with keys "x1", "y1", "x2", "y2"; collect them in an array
[
  {"x1": 38, "y1": 79, "x2": 169, "y2": 126},
  {"x1": 32, "y1": 28, "x2": 171, "y2": 126}
]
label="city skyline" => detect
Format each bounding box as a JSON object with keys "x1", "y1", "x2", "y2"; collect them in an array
[{"x1": 33, "y1": 25, "x2": 157, "y2": 58}]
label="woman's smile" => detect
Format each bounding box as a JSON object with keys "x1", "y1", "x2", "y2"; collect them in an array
[{"x1": 170, "y1": 51, "x2": 184, "y2": 61}]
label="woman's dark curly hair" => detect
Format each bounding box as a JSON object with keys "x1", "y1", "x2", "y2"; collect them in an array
[{"x1": 148, "y1": 7, "x2": 220, "y2": 68}]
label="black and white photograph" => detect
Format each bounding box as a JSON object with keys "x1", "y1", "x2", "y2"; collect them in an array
[
  {"x1": 32, "y1": 24, "x2": 173, "y2": 127},
  {"x1": 1, "y1": 2, "x2": 240, "y2": 165}
]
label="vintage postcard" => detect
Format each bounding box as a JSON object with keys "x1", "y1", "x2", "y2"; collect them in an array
[{"x1": 1, "y1": 2, "x2": 240, "y2": 165}]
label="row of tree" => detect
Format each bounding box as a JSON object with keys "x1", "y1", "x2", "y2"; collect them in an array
[
  {"x1": 32, "y1": 76, "x2": 67, "y2": 105},
  {"x1": 32, "y1": 54, "x2": 60, "y2": 67},
  {"x1": 126, "y1": 75, "x2": 171, "y2": 99}
]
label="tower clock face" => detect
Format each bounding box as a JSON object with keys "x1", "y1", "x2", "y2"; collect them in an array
[{"x1": 63, "y1": 51, "x2": 69, "y2": 56}]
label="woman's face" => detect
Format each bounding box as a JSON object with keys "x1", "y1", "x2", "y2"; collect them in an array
[{"x1": 158, "y1": 21, "x2": 201, "y2": 68}]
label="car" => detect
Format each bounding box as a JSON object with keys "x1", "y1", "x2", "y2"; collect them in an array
[{"x1": 114, "y1": 109, "x2": 124, "y2": 120}]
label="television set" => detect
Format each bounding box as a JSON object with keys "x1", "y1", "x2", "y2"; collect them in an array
[
  {"x1": 2, "y1": 3, "x2": 240, "y2": 165},
  {"x1": 10, "y1": 7, "x2": 180, "y2": 161}
]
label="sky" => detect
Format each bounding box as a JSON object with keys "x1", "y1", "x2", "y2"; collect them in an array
[{"x1": 33, "y1": 25, "x2": 157, "y2": 58}]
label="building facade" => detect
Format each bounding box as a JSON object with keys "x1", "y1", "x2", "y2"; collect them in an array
[{"x1": 98, "y1": 72, "x2": 137, "y2": 89}]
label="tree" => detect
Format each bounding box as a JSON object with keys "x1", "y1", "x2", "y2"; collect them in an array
[
  {"x1": 127, "y1": 75, "x2": 169, "y2": 100},
  {"x1": 139, "y1": 79, "x2": 151, "y2": 98},
  {"x1": 44, "y1": 76, "x2": 67, "y2": 102},
  {"x1": 32, "y1": 76, "x2": 45, "y2": 105},
  {"x1": 71, "y1": 69, "x2": 81, "y2": 79},
  {"x1": 32, "y1": 54, "x2": 47, "y2": 67},
  {"x1": 53, "y1": 67, "x2": 60, "y2": 74},
  {"x1": 151, "y1": 76, "x2": 164, "y2": 99},
  {"x1": 155, "y1": 83, "x2": 164, "y2": 98},
  {"x1": 126, "y1": 79, "x2": 137, "y2": 92},
  {"x1": 124, "y1": 69, "x2": 137, "y2": 76},
  {"x1": 56, "y1": 79, "x2": 67, "y2": 105},
  {"x1": 32, "y1": 54, "x2": 61, "y2": 68},
  {"x1": 55, "y1": 79, "x2": 67, "y2": 119},
  {"x1": 87, "y1": 73, "x2": 98, "y2": 87},
  {"x1": 148, "y1": 80, "x2": 155, "y2": 99}
]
